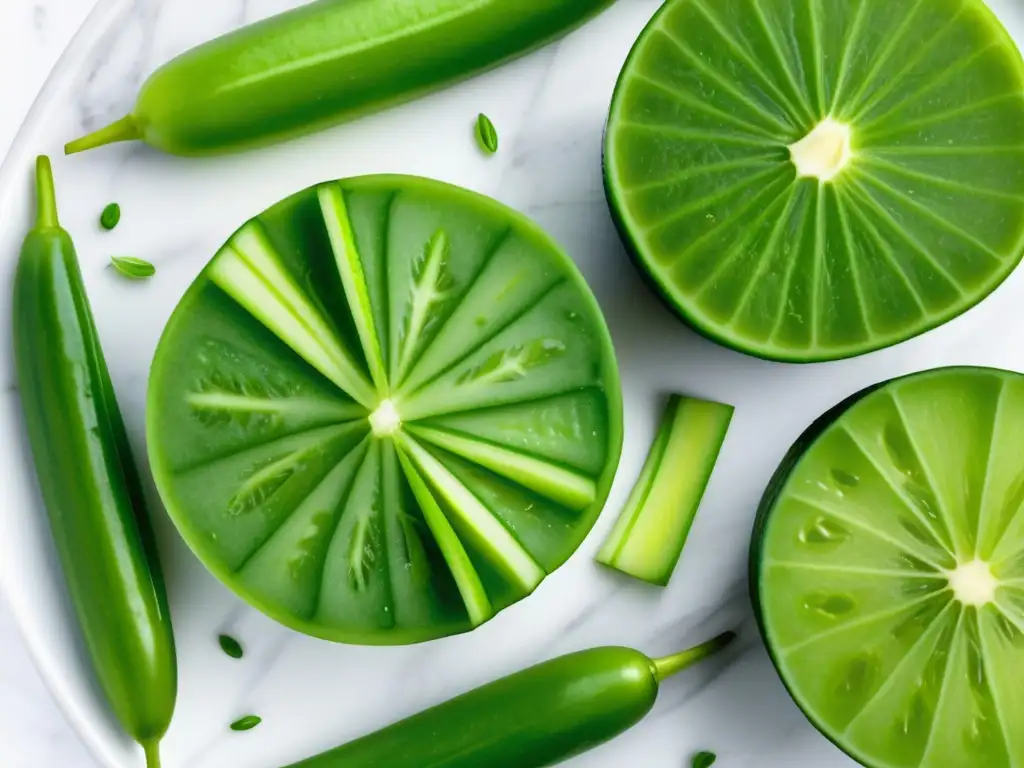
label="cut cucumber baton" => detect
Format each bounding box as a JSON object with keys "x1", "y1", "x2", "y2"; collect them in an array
[
  {"x1": 597, "y1": 395, "x2": 733, "y2": 586},
  {"x1": 752, "y1": 367, "x2": 1024, "y2": 768},
  {"x1": 604, "y1": 0, "x2": 1024, "y2": 362},
  {"x1": 147, "y1": 175, "x2": 623, "y2": 644}
]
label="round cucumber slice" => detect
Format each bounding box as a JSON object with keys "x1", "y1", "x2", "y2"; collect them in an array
[
  {"x1": 752, "y1": 367, "x2": 1024, "y2": 767},
  {"x1": 604, "y1": 0, "x2": 1024, "y2": 362},
  {"x1": 147, "y1": 175, "x2": 622, "y2": 644}
]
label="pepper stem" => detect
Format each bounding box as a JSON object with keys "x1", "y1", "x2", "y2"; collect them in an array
[
  {"x1": 651, "y1": 631, "x2": 736, "y2": 682},
  {"x1": 34, "y1": 156, "x2": 59, "y2": 229},
  {"x1": 64, "y1": 115, "x2": 140, "y2": 155},
  {"x1": 142, "y1": 740, "x2": 161, "y2": 768}
]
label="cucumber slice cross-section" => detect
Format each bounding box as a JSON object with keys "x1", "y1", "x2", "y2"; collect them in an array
[
  {"x1": 148, "y1": 175, "x2": 622, "y2": 644},
  {"x1": 597, "y1": 394, "x2": 733, "y2": 586},
  {"x1": 752, "y1": 367, "x2": 1024, "y2": 767},
  {"x1": 604, "y1": 0, "x2": 1024, "y2": 362}
]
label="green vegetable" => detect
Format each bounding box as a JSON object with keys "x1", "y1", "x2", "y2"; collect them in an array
[
  {"x1": 753, "y1": 367, "x2": 1024, "y2": 768},
  {"x1": 12, "y1": 157, "x2": 177, "y2": 768},
  {"x1": 692, "y1": 751, "x2": 717, "y2": 768},
  {"x1": 64, "y1": 0, "x2": 616, "y2": 157},
  {"x1": 476, "y1": 114, "x2": 499, "y2": 154},
  {"x1": 603, "y1": 0, "x2": 1024, "y2": 362},
  {"x1": 111, "y1": 255, "x2": 156, "y2": 279},
  {"x1": 100, "y1": 202, "x2": 121, "y2": 230},
  {"x1": 597, "y1": 395, "x2": 732, "y2": 586},
  {"x1": 147, "y1": 174, "x2": 623, "y2": 644},
  {"x1": 231, "y1": 715, "x2": 262, "y2": 732},
  {"x1": 286, "y1": 631, "x2": 735, "y2": 767},
  {"x1": 218, "y1": 634, "x2": 244, "y2": 659}
]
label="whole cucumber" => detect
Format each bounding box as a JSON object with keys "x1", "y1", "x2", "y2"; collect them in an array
[
  {"x1": 286, "y1": 632, "x2": 734, "y2": 767},
  {"x1": 13, "y1": 157, "x2": 177, "y2": 768},
  {"x1": 65, "y1": 0, "x2": 616, "y2": 157}
]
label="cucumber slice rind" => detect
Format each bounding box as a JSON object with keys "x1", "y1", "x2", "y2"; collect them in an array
[
  {"x1": 148, "y1": 175, "x2": 622, "y2": 644},
  {"x1": 753, "y1": 367, "x2": 1024, "y2": 767}
]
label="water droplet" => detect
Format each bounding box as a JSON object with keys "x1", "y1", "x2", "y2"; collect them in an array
[
  {"x1": 904, "y1": 482, "x2": 940, "y2": 522},
  {"x1": 803, "y1": 592, "x2": 856, "y2": 619},
  {"x1": 896, "y1": 690, "x2": 929, "y2": 740},
  {"x1": 835, "y1": 653, "x2": 878, "y2": 700},
  {"x1": 831, "y1": 469, "x2": 860, "y2": 487},
  {"x1": 798, "y1": 516, "x2": 850, "y2": 545},
  {"x1": 883, "y1": 421, "x2": 918, "y2": 479},
  {"x1": 893, "y1": 553, "x2": 937, "y2": 574},
  {"x1": 902, "y1": 579, "x2": 942, "y2": 596}
]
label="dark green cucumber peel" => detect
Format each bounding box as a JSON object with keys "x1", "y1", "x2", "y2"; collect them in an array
[
  {"x1": 598, "y1": 395, "x2": 733, "y2": 586},
  {"x1": 285, "y1": 632, "x2": 736, "y2": 767},
  {"x1": 603, "y1": 0, "x2": 1024, "y2": 363},
  {"x1": 65, "y1": 0, "x2": 616, "y2": 156},
  {"x1": 148, "y1": 175, "x2": 623, "y2": 644},
  {"x1": 752, "y1": 367, "x2": 1024, "y2": 768},
  {"x1": 14, "y1": 158, "x2": 177, "y2": 767}
]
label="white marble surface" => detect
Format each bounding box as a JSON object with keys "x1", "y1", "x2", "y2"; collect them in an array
[{"x1": 6, "y1": 1, "x2": 1023, "y2": 767}]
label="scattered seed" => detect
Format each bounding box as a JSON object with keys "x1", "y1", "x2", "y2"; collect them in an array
[
  {"x1": 230, "y1": 715, "x2": 262, "y2": 732},
  {"x1": 110, "y1": 256, "x2": 155, "y2": 279},
  {"x1": 99, "y1": 202, "x2": 121, "y2": 230},
  {"x1": 475, "y1": 113, "x2": 498, "y2": 154},
  {"x1": 218, "y1": 634, "x2": 244, "y2": 659}
]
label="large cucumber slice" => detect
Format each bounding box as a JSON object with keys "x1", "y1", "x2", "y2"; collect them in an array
[
  {"x1": 752, "y1": 367, "x2": 1024, "y2": 767},
  {"x1": 148, "y1": 176, "x2": 623, "y2": 644},
  {"x1": 604, "y1": 0, "x2": 1024, "y2": 362}
]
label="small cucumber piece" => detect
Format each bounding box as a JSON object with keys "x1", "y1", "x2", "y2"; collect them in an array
[{"x1": 597, "y1": 395, "x2": 733, "y2": 586}]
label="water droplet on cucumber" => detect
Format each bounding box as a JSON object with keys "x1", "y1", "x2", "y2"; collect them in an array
[
  {"x1": 798, "y1": 516, "x2": 850, "y2": 545},
  {"x1": 803, "y1": 592, "x2": 856, "y2": 619}
]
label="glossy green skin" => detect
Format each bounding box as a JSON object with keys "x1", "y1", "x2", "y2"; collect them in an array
[
  {"x1": 69, "y1": 0, "x2": 615, "y2": 156},
  {"x1": 604, "y1": 0, "x2": 1024, "y2": 363},
  {"x1": 148, "y1": 175, "x2": 623, "y2": 644},
  {"x1": 752, "y1": 367, "x2": 1024, "y2": 767},
  {"x1": 12, "y1": 159, "x2": 176, "y2": 764},
  {"x1": 287, "y1": 647, "x2": 659, "y2": 768}
]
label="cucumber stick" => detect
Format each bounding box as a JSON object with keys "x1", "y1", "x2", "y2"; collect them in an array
[
  {"x1": 65, "y1": 0, "x2": 616, "y2": 156},
  {"x1": 598, "y1": 395, "x2": 733, "y2": 586}
]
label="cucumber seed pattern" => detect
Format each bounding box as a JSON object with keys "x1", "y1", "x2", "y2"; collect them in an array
[{"x1": 148, "y1": 175, "x2": 622, "y2": 644}]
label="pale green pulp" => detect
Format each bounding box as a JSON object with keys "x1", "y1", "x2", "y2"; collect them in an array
[{"x1": 754, "y1": 367, "x2": 1024, "y2": 767}]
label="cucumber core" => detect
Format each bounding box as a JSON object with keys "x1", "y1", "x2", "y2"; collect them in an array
[
  {"x1": 369, "y1": 399, "x2": 401, "y2": 437},
  {"x1": 788, "y1": 118, "x2": 853, "y2": 182},
  {"x1": 946, "y1": 559, "x2": 997, "y2": 606}
]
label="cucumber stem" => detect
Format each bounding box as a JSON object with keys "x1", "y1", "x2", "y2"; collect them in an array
[
  {"x1": 652, "y1": 631, "x2": 736, "y2": 682},
  {"x1": 34, "y1": 156, "x2": 59, "y2": 229},
  {"x1": 64, "y1": 115, "x2": 140, "y2": 155},
  {"x1": 142, "y1": 740, "x2": 161, "y2": 768}
]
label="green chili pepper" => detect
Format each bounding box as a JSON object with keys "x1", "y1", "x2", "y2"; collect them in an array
[
  {"x1": 287, "y1": 631, "x2": 735, "y2": 768},
  {"x1": 12, "y1": 157, "x2": 177, "y2": 768},
  {"x1": 64, "y1": 0, "x2": 616, "y2": 157}
]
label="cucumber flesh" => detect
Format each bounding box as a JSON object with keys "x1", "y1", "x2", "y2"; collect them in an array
[
  {"x1": 148, "y1": 175, "x2": 622, "y2": 644},
  {"x1": 597, "y1": 395, "x2": 733, "y2": 586},
  {"x1": 753, "y1": 367, "x2": 1024, "y2": 768}
]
